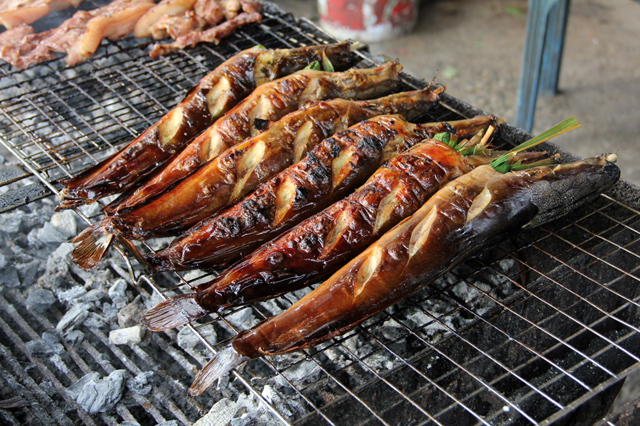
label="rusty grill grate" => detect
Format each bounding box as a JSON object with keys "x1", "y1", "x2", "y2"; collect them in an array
[{"x1": 1, "y1": 2, "x2": 640, "y2": 425}]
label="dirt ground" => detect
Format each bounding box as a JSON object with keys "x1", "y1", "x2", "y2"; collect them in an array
[{"x1": 279, "y1": 0, "x2": 640, "y2": 187}]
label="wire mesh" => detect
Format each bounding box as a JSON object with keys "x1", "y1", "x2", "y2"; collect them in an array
[{"x1": 1, "y1": 2, "x2": 640, "y2": 425}]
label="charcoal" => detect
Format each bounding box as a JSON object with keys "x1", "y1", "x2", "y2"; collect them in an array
[
  {"x1": 50, "y1": 211, "x2": 77, "y2": 239},
  {"x1": 17, "y1": 260, "x2": 42, "y2": 287},
  {"x1": 101, "y1": 303, "x2": 119, "y2": 327},
  {"x1": 64, "y1": 330, "x2": 84, "y2": 348},
  {"x1": 58, "y1": 287, "x2": 88, "y2": 305},
  {"x1": 108, "y1": 278, "x2": 128, "y2": 309},
  {"x1": 49, "y1": 354, "x2": 69, "y2": 374},
  {"x1": 226, "y1": 308, "x2": 257, "y2": 329},
  {"x1": 0, "y1": 266, "x2": 20, "y2": 288},
  {"x1": 25, "y1": 288, "x2": 56, "y2": 312},
  {"x1": 126, "y1": 372, "x2": 153, "y2": 395},
  {"x1": 41, "y1": 331, "x2": 64, "y2": 354},
  {"x1": 83, "y1": 312, "x2": 107, "y2": 329},
  {"x1": 261, "y1": 384, "x2": 305, "y2": 418},
  {"x1": 118, "y1": 296, "x2": 145, "y2": 328},
  {"x1": 193, "y1": 397, "x2": 240, "y2": 426},
  {"x1": 56, "y1": 304, "x2": 90, "y2": 332},
  {"x1": 109, "y1": 326, "x2": 145, "y2": 345},
  {"x1": 0, "y1": 209, "x2": 25, "y2": 234},
  {"x1": 25, "y1": 340, "x2": 53, "y2": 357},
  {"x1": 79, "y1": 289, "x2": 105, "y2": 305},
  {"x1": 177, "y1": 324, "x2": 217, "y2": 351},
  {"x1": 29, "y1": 222, "x2": 68, "y2": 246},
  {"x1": 67, "y1": 370, "x2": 127, "y2": 414},
  {"x1": 25, "y1": 334, "x2": 63, "y2": 359}
]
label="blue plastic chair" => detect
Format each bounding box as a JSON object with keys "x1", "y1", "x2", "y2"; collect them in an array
[{"x1": 515, "y1": 0, "x2": 570, "y2": 131}]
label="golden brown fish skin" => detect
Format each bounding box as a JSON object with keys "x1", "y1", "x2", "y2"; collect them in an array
[
  {"x1": 150, "y1": 114, "x2": 499, "y2": 270},
  {"x1": 118, "y1": 87, "x2": 444, "y2": 243},
  {"x1": 107, "y1": 61, "x2": 403, "y2": 216},
  {"x1": 231, "y1": 156, "x2": 621, "y2": 359},
  {"x1": 110, "y1": 86, "x2": 441, "y2": 246},
  {"x1": 187, "y1": 141, "x2": 491, "y2": 310},
  {"x1": 57, "y1": 42, "x2": 357, "y2": 209}
]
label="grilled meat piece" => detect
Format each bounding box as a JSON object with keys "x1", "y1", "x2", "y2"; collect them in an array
[
  {"x1": 143, "y1": 115, "x2": 498, "y2": 274},
  {"x1": 58, "y1": 42, "x2": 357, "y2": 209},
  {"x1": 148, "y1": 0, "x2": 262, "y2": 58},
  {"x1": 134, "y1": 0, "x2": 197, "y2": 38},
  {"x1": 0, "y1": 0, "x2": 83, "y2": 29},
  {"x1": 186, "y1": 154, "x2": 620, "y2": 396},
  {"x1": 0, "y1": 0, "x2": 154, "y2": 68}
]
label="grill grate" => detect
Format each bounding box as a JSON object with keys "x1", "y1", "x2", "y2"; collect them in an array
[{"x1": 1, "y1": 2, "x2": 640, "y2": 425}]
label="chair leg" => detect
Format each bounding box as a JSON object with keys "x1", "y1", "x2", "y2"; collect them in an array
[
  {"x1": 515, "y1": 0, "x2": 569, "y2": 131},
  {"x1": 540, "y1": 0, "x2": 570, "y2": 95}
]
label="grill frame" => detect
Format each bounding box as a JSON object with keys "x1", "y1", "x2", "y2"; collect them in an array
[{"x1": 1, "y1": 2, "x2": 640, "y2": 425}]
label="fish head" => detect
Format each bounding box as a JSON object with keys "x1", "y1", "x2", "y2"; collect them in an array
[{"x1": 522, "y1": 154, "x2": 620, "y2": 229}]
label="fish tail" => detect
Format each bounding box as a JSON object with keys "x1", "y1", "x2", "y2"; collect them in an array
[
  {"x1": 141, "y1": 294, "x2": 208, "y2": 331},
  {"x1": 189, "y1": 347, "x2": 249, "y2": 396},
  {"x1": 71, "y1": 221, "x2": 114, "y2": 270}
]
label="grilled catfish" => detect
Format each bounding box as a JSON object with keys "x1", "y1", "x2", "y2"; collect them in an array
[
  {"x1": 106, "y1": 61, "x2": 403, "y2": 215},
  {"x1": 58, "y1": 41, "x2": 357, "y2": 209},
  {"x1": 143, "y1": 114, "x2": 500, "y2": 273},
  {"x1": 111, "y1": 85, "x2": 438, "y2": 226},
  {"x1": 71, "y1": 63, "x2": 404, "y2": 270},
  {"x1": 142, "y1": 129, "x2": 553, "y2": 330},
  {"x1": 186, "y1": 154, "x2": 620, "y2": 396}
]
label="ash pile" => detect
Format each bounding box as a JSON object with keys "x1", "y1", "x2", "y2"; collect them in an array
[{"x1": 0, "y1": 177, "x2": 522, "y2": 425}]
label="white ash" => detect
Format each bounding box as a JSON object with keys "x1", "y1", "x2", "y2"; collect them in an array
[
  {"x1": 273, "y1": 358, "x2": 322, "y2": 388},
  {"x1": 25, "y1": 332, "x2": 64, "y2": 357},
  {"x1": 56, "y1": 303, "x2": 90, "y2": 332},
  {"x1": 108, "y1": 278, "x2": 129, "y2": 309},
  {"x1": 193, "y1": 397, "x2": 241, "y2": 426},
  {"x1": 118, "y1": 295, "x2": 146, "y2": 328},
  {"x1": 25, "y1": 287, "x2": 56, "y2": 312},
  {"x1": 181, "y1": 270, "x2": 215, "y2": 287},
  {"x1": 177, "y1": 324, "x2": 217, "y2": 352},
  {"x1": 126, "y1": 371, "x2": 154, "y2": 396},
  {"x1": 63, "y1": 330, "x2": 84, "y2": 348},
  {"x1": 49, "y1": 354, "x2": 70, "y2": 375},
  {"x1": 260, "y1": 384, "x2": 306, "y2": 418},
  {"x1": 66, "y1": 370, "x2": 128, "y2": 414},
  {"x1": 226, "y1": 308, "x2": 258, "y2": 330},
  {"x1": 109, "y1": 325, "x2": 145, "y2": 346}
]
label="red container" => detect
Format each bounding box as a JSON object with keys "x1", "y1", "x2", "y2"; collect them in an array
[{"x1": 318, "y1": 0, "x2": 418, "y2": 42}]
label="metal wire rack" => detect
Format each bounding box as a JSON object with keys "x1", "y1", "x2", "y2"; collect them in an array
[{"x1": 1, "y1": 2, "x2": 640, "y2": 425}]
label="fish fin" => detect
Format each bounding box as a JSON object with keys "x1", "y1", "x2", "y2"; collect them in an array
[
  {"x1": 71, "y1": 221, "x2": 113, "y2": 271},
  {"x1": 113, "y1": 234, "x2": 158, "y2": 273},
  {"x1": 141, "y1": 294, "x2": 208, "y2": 331},
  {"x1": 189, "y1": 347, "x2": 249, "y2": 396}
]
